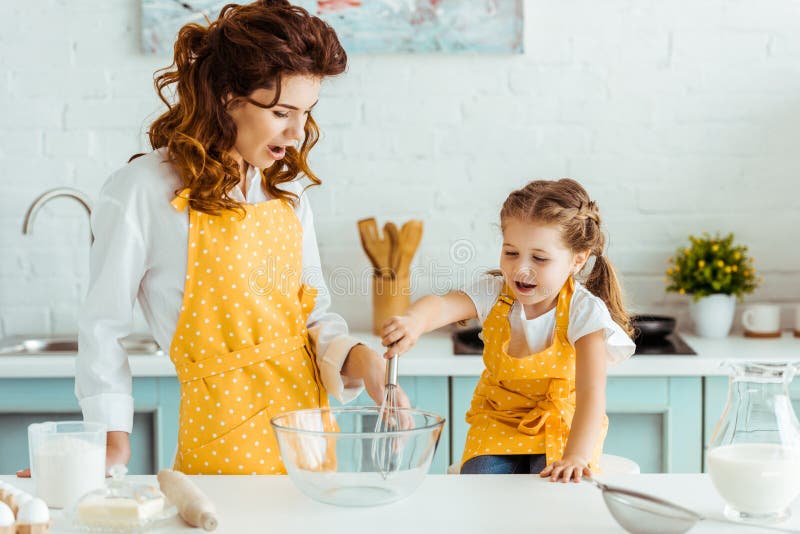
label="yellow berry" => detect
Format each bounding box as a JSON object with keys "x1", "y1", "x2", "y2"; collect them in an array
[{"x1": 698, "y1": 260, "x2": 705, "y2": 268}]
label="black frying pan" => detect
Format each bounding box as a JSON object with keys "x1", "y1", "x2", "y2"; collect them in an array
[{"x1": 631, "y1": 315, "x2": 676, "y2": 340}]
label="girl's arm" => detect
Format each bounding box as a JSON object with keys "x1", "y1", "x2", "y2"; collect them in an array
[
  {"x1": 379, "y1": 291, "x2": 477, "y2": 358},
  {"x1": 541, "y1": 328, "x2": 607, "y2": 482}
]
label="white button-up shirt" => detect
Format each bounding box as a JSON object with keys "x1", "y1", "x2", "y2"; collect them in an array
[{"x1": 76, "y1": 148, "x2": 363, "y2": 433}]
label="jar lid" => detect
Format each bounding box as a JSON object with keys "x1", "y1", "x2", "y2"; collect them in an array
[{"x1": 68, "y1": 464, "x2": 177, "y2": 532}]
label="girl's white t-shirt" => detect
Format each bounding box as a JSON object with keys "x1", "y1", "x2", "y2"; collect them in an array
[{"x1": 462, "y1": 275, "x2": 635, "y2": 364}]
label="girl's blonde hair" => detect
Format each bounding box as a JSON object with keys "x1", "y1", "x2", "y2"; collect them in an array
[{"x1": 500, "y1": 178, "x2": 632, "y2": 336}]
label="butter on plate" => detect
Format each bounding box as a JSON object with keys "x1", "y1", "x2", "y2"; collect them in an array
[{"x1": 77, "y1": 495, "x2": 165, "y2": 524}]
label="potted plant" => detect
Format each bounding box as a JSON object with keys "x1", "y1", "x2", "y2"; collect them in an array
[{"x1": 665, "y1": 233, "x2": 760, "y2": 338}]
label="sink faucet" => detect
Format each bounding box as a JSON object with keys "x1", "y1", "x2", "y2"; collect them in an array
[{"x1": 22, "y1": 187, "x2": 94, "y2": 243}]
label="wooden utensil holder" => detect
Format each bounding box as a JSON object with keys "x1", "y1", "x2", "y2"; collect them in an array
[{"x1": 372, "y1": 272, "x2": 410, "y2": 335}]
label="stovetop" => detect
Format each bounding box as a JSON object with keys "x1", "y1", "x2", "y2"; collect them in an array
[
  {"x1": 633, "y1": 333, "x2": 696, "y2": 356},
  {"x1": 452, "y1": 329, "x2": 696, "y2": 356}
]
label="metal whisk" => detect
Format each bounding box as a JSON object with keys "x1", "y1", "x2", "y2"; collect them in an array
[{"x1": 372, "y1": 355, "x2": 403, "y2": 479}]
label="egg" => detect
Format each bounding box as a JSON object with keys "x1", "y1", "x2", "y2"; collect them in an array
[
  {"x1": 17, "y1": 498, "x2": 49, "y2": 524},
  {"x1": 0, "y1": 502, "x2": 14, "y2": 527},
  {"x1": 15, "y1": 492, "x2": 33, "y2": 509}
]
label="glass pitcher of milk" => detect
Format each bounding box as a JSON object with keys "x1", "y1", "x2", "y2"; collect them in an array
[{"x1": 708, "y1": 362, "x2": 800, "y2": 523}]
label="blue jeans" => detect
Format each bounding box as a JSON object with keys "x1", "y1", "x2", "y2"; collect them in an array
[{"x1": 460, "y1": 454, "x2": 547, "y2": 475}]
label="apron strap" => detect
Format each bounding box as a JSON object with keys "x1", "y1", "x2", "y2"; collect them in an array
[
  {"x1": 495, "y1": 283, "x2": 516, "y2": 315},
  {"x1": 171, "y1": 188, "x2": 191, "y2": 212},
  {"x1": 553, "y1": 276, "x2": 574, "y2": 332},
  {"x1": 516, "y1": 378, "x2": 575, "y2": 464},
  {"x1": 176, "y1": 335, "x2": 308, "y2": 384},
  {"x1": 495, "y1": 278, "x2": 574, "y2": 326}
]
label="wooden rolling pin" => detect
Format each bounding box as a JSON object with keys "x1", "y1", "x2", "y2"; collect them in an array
[{"x1": 157, "y1": 469, "x2": 218, "y2": 531}]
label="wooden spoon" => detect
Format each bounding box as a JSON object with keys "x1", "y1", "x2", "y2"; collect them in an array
[
  {"x1": 397, "y1": 220, "x2": 423, "y2": 278},
  {"x1": 384, "y1": 222, "x2": 400, "y2": 275},
  {"x1": 357, "y1": 218, "x2": 380, "y2": 269},
  {"x1": 358, "y1": 218, "x2": 393, "y2": 275}
]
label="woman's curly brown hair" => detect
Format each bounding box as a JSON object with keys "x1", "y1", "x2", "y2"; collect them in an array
[{"x1": 134, "y1": 0, "x2": 347, "y2": 215}]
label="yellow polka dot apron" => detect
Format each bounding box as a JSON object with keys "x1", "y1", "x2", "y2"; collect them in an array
[
  {"x1": 169, "y1": 189, "x2": 330, "y2": 475},
  {"x1": 461, "y1": 276, "x2": 607, "y2": 470}
]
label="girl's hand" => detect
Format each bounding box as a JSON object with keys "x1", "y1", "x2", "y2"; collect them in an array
[
  {"x1": 380, "y1": 314, "x2": 424, "y2": 359},
  {"x1": 540, "y1": 455, "x2": 591, "y2": 483}
]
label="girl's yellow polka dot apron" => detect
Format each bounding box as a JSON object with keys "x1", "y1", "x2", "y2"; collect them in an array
[
  {"x1": 461, "y1": 276, "x2": 607, "y2": 470},
  {"x1": 169, "y1": 190, "x2": 330, "y2": 475}
]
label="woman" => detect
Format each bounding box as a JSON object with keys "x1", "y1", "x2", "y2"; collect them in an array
[{"x1": 70, "y1": 0, "x2": 405, "y2": 475}]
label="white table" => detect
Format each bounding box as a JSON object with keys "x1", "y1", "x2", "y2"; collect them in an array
[{"x1": 2, "y1": 474, "x2": 799, "y2": 533}]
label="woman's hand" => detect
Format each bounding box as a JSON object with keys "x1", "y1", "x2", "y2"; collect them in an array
[
  {"x1": 17, "y1": 430, "x2": 131, "y2": 478},
  {"x1": 380, "y1": 314, "x2": 425, "y2": 359},
  {"x1": 364, "y1": 366, "x2": 413, "y2": 430},
  {"x1": 106, "y1": 431, "x2": 132, "y2": 470},
  {"x1": 345, "y1": 344, "x2": 410, "y2": 406},
  {"x1": 539, "y1": 455, "x2": 591, "y2": 483},
  {"x1": 343, "y1": 344, "x2": 412, "y2": 426}
]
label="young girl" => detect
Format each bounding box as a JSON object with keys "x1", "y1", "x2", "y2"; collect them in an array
[
  {"x1": 381, "y1": 179, "x2": 635, "y2": 482},
  {"x1": 58, "y1": 1, "x2": 403, "y2": 476}
]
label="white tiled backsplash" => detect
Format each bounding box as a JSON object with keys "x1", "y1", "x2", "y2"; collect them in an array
[{"x1": 1, "y1": 0, "x2": 799, "y2": 335}]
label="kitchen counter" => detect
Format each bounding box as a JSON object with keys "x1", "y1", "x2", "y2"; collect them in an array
[
  {"x1": 1, "y1": 330, "x2": 798, "y2": 379},
  {"x1": 2, "y1": 473, "x2": 799, "y2": 533}
]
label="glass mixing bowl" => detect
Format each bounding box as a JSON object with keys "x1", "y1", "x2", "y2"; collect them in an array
[{"x1": 270, "y1": 407, "x2": 445, "y2": 507}]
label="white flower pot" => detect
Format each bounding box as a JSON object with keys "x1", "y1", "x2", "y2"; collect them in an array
[{"x1": 689, "y1": 294, "x2": 736, "y2": 338}]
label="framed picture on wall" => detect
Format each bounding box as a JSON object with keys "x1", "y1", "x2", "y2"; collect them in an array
[{"x1": 141, "y1": 0, "x2": 524, "y2": 55}]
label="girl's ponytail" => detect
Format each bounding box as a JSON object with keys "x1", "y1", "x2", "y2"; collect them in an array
[{"x1": 584, "y1": 253, "x2": 632, "y2": 337}]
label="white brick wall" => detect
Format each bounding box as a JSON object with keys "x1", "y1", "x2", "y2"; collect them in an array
[{"x1": 1, "y1": 0, "x2": 799, "y2": 337}]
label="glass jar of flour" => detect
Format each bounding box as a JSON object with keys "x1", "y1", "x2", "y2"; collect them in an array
[{"x1": 27, "y1": 421, "x2": 106, "y2": 509}]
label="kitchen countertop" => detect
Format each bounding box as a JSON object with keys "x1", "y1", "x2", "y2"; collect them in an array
[
  {"x1": 0, "y1": 330, "x2": 798, "y2": 379},
  {"x1": 2, "y1": 473, "x2": 798, "y2": 533}
]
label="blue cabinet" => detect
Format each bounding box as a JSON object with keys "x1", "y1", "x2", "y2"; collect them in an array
[
  {"x1": 450, "y1": 377, "x2": 476, "y2": 471},
  {"x1": 0, "y1": 377, "x2": 180, "y2": 475},
  {"x1": 0, "y1": 376, "x2": 450, "y2": 475},
  {"x1": 451, "y1": 376, "x2": 702, "y2": 473},
  {"x1": 605, "y1": 377, "x2": 702, "y2": 473},
  {"x1": 1, "y1": 374, "x2": 708, "y2": 475}
]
